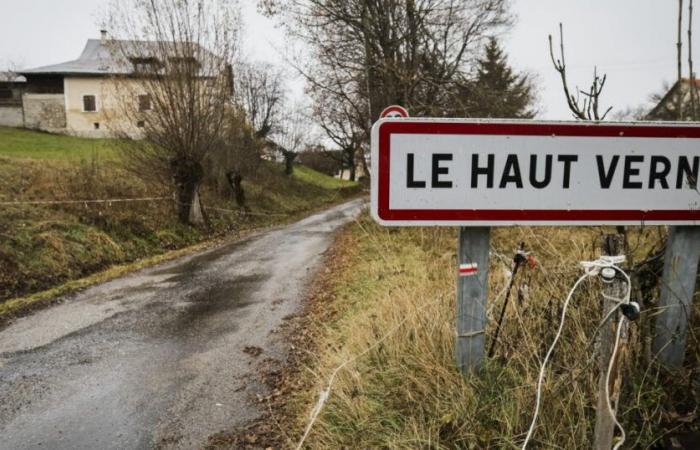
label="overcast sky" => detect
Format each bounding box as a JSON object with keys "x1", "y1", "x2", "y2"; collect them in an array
[{"x1": 0, "y1": 0, "x2": 694, "y2": 119}]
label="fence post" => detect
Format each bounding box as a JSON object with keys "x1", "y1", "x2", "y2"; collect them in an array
[
  {"x1": 653, "y1": 226, "x2": 700, "y2": 368},
  {"x1": 455, "y1": 227, "x2": 490, "y2": 374},
  {"x1": 593, "y1": 234, "x2": 625, "y2": 450}
]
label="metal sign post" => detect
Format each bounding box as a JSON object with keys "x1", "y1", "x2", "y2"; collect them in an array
[{"x1": 370, "y1": 118, "x2": 700, "y2": 373}]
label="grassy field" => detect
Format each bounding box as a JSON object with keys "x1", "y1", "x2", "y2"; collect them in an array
[
  {"x1": 0, "y1": 127, "x2": 360, "y2": 308},
  {"x1": 0, "y1": 126, "x2": 120, "y2": 161},
  {"x1": 271, "y1": 213, "x2": 698, "y2": 449}
]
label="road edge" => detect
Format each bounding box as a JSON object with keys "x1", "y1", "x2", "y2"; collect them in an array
[{"x1": 0, "y1": 194, "x2": 367, "y2": 328}]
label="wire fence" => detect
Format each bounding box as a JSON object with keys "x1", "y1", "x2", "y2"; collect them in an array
[{"x1": 0, "y1": 196, "x2": 292, "y2": 218}]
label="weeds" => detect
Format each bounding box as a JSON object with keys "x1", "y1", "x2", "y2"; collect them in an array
[{"x1": 287, "y1": 214, "x2": 698, "y2": 449}]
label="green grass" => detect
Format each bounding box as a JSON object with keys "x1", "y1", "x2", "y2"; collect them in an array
[
  {"x1": 0, "y1": 127, "x2": 361, "y2": 307},
  {"x1": 293, "y1": 164, "x2": 357, "y2": 189},
  {"x1": 0, "y1": 126, "x2": 119, "y2": 161}
]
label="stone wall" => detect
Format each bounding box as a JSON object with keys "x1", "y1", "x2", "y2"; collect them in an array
[
  {"x1": 22, "y1": 94, "x2": 66, "y2": 131},
  {"x1": 0, "y1": 105, "x2": 23, "y2": 127}
]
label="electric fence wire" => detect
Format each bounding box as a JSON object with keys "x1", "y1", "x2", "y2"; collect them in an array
[{"x1": 521, "y1": 256, "x2": 631, "y2": 450}]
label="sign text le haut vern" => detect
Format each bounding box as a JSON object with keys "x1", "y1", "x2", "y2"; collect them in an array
[{"x1": 371, "y1": 119, "x2": 700, "y2": 226}]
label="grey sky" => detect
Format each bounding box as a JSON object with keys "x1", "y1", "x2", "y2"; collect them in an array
[{"x1": 0, "y1": 0, "x2": 694, "y2": 119}]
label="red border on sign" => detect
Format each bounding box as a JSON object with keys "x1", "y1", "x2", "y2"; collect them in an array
[
  {"x1": 380, "y1": 105, "x2": 409, "y2": 118},
  {"x1": 376, "y1": 121, "x2": 700, "y2": 223}
]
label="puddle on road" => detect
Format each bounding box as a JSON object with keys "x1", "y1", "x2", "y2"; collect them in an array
[{"x1": 157, "y1": 273, "x2": 270, "y2": 342}]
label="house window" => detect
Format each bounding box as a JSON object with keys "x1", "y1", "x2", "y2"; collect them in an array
[
  {"x1": 169, "y1": 57, "x2": 200, "y2": 73},
  {"x1": 83, "y1": 95, "x2": 97, "y2": 112},
  {"x1": 138, "y1": 94, "x2": 152, "y2": 112},
  {"x1": 130, "y1": 57, "x2": 161, "y2": 74},
  {"x1": 137, "y1": 120, "x2": 145, "y2": 128},
  {"x1": 94, "y1": 122, "x2": 100, "y2": 130}
]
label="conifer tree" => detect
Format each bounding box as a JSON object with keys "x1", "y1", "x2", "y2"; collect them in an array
[{"x1": 461, "y1": 38, "x2": 536, "y2": 118}]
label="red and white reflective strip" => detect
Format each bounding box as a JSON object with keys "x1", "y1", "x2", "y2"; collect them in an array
[{"x1": 459, "y1": 262, "x2": 478, "y2": 276}]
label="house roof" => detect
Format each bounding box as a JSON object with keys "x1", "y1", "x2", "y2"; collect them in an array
[
  {"x1": 646, "y1": 78, "x2": 700, "y2": 119},
  {"x1": 20, "y1": 38, "x2": 221, "y2": 77},
  {"x1": 682, "y1": 77, "x2": 700, "y2": 87}
]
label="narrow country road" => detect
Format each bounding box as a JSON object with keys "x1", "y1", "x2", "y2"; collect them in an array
[{"x1": 0, "y1": 199, "x2": 364, "y2": 450}]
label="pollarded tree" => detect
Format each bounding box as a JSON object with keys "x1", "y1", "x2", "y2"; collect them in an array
[
  {"x1": 273, "y1": 104, "x2": 312, "y2": 176},
  {"x1": 107, "y1": 0, "x2": 240, "y2": 225},
  {"x1": 457, "y1": 38, "x2": 536, "y2": 118},
  {"x1": 234, "y1": 61, "x2": 286, "y2": 139}
]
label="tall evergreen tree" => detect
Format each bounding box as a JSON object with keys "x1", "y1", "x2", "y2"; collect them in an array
[{"x1": 459, "y1": 38, "x2": 536, "y2": 118}]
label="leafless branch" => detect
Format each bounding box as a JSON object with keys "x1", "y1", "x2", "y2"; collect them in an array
[{"x1": 549, "y1": 23, "x2": 611, "y2": 121}]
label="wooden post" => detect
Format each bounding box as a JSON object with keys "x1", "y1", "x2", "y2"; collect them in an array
[
  {"x1": 594, "y1": 234, "x2": 625, "y2": 450},
  {"x1": 653, "y1": 226, "x2": 700, "y2": 368},
  {"x1": 455, "y1": 227, "x2": 490, "y2": 374}
]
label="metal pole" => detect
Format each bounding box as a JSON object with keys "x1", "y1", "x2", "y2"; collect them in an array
[
  {"x1": 455, "y1": 227, "x2": 490, "y2": 374},
  {"x1": 653, "y1": 226, "x2": 700, "y2": 368},
  {"x1": 594, "y1": 234, "x2": 625, "y2": 450}
]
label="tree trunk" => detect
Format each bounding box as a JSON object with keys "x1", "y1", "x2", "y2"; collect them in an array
[
  {"x1": 284, "y1": 151, "x2": 297, "y2": 176},
  {"x1": 171, "y1": 157, "x2": 204, "y2": 225},
  {"x1": 227, "y1": 170, "x2": 246, "y2": 208},
  {"x1": 359, "y1": 149, "x2": 370, "y2": 182},
  {"x1": 349, "y1": 162, "x2": 357, "y2": 182},
  {"x1": 188, "y1": 188, "x2": 204, "y2": 225}
]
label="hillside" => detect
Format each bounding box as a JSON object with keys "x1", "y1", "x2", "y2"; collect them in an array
[{"x1": 0, "y1": 127, "x2": 360, "y2": 308}]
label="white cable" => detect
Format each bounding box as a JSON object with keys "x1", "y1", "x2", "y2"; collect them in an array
[
  {"x1": 295, "y1": 269, "x2": 519, "y2": 449},
  {"x1": 603, "y1": 264, "x2": 632, "y2": 450},
  {"x1": 522, "y1": 256, "x2": 630, "y2": 450},
  {"x1": 606, "y1": 315, "x2": 627, "y2": 450},
  {"x1": 521, "y1": 271, "x2": 592, "y2": 449},
  {"x1": 294, "y1": 297, "x2": 443, "y2": 450}
]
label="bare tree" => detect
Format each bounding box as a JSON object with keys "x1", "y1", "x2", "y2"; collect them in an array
[
  {"x1": 106, "y1": 0, "x2": 240, "y2": 225},
  {"x1": 263, "y1": 0, "x2": 513, "y2": 171},
  {"x1": 314, "y1": 93, "x2": 364, "y2": 181},
  {"x1": 548, "y1": 23, "x2": 611, "y2": 121},
  {"x1": 234, "y1": 61, "x2": 285, "y2": 139},
  {"x1": 202, "y1": 104, "x2": 263, "y2": 210},
  {"x1": 273, "y1": 104, "x2": 311, "y2": 175}
]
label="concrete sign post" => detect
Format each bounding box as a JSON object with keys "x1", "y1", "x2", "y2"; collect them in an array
[
  {"x1": 370, "y1": 118, "x2": 700, "y2": 371},
  {"x1": 653, "y1": 226, "x2": 700, "y2": 368}
]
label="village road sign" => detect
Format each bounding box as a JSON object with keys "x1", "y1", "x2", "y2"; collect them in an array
[
  {"x1": 371, "y1": 119, "x2": 700, "y2": 226},
  {"x1": 380, "y1": 105, "x2": 409, "y2": 119}
]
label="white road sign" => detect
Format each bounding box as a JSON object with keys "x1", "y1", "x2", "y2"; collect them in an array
[{"x1": 371, "y1": 119, "x2": 700, "y2": 226}]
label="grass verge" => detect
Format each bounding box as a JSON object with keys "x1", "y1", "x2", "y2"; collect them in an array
[
  {"x1": 0, "y1": 127, "x2": 361, "y2": 310},
  {"x1": 0, "y1": 126, "x2": 120, "y2": 161},
  {"x1": 260, "y1": 212, "x2": 699, "y2": 449}
]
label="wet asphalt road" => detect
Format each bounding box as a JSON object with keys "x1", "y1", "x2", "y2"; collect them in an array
[{"x1": 0, "y1": 199, "x2": 364, "y2": 450}]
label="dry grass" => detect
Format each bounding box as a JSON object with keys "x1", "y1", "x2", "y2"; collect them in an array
[{"x1": 282, "y1": 213, "x2": 699, "y2": 449}]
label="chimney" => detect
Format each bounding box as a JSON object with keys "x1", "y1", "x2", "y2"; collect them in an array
[{"x1": 100, "y1": 29, "x2": 108, "y2": 44}]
